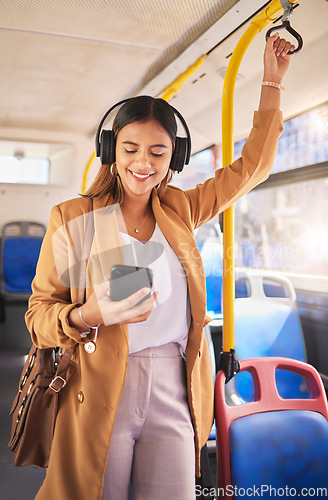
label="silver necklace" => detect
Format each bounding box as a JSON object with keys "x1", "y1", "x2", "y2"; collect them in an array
[{"x1": 122, "y1": 210, "x2": 151, "y2": 233}]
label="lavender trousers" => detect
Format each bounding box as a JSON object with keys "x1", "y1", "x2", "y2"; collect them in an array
[{"x1": 101, "y1": 342, "x2": 196, "y2": 500}]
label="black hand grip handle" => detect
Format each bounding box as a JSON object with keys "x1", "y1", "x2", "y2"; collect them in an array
[{"x1": 266, "y1": 20, "x2": 303, "y2": 54}]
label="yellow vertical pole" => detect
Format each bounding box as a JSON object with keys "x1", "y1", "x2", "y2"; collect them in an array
[
  {"x1": 221, "y1": 23, "x2": 260, "y2": 352},
  {"x1": 221, "y1": 0, "x2": 299, "y2": 353}
]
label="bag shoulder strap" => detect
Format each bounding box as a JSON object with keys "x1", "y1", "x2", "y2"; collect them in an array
[{"x1": 41, "y1": 200, "x2": 94, "y2": 405}]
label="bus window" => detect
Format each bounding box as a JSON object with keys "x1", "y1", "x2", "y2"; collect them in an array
[
  {"x1": 235, "y1": 103, "x2": 328, "y2": 277},
  {"x1": 0, "y1": 140, "x2": 73, "y2": 186},
  {"x1": 0, "y1": 155, "x2": 49, "y2": 184}
]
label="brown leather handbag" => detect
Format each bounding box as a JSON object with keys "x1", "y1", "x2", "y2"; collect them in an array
[{"x1": 8, "y1": 344, "x2": 75, "y2": 467}]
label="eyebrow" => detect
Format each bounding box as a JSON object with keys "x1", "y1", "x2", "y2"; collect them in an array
[{"x1": 122, "y1": 141, "x2": 169, "y2": 149}]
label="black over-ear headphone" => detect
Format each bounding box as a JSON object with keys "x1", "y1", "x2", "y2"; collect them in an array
[{"x1": 95, "y1": 98, "x2": 191, "y2": 173}]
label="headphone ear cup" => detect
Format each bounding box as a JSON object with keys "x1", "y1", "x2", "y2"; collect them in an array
[
  {"x1": 170, "y1": 137, "x2": 188, "y2": 172},
  {"x1": 100, "y1": 130, "x2": 116, "y2": 165}
]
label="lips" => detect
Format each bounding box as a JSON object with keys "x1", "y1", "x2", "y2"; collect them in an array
[{"x1": 128, "y1": 170, "x2": 155, "y2": 181}]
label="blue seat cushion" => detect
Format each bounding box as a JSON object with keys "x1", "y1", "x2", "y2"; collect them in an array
[
  {"x1": 3, "y1": 237, "x2": 43, "y2": 293},
  {"x1": 230, "y1": 410, "x2": 328, "y2": 495}
]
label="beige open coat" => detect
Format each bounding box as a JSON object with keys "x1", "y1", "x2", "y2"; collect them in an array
[{"x1": 26, "y1": 110, "x2": 283, "y2": 500}]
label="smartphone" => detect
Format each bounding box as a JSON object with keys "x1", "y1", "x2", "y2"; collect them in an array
[{"x1": 110, "y1": 264, "x2": 153, "y2": 304}]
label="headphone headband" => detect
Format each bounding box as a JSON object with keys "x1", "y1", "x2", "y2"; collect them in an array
[{"x1": 95, "y1": 97, "x2": 191, "y2": 171}]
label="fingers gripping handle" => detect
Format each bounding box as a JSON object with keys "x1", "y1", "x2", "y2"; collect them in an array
[{"x1": 266, "y1": 20, "x2": 303, "y2": 54}]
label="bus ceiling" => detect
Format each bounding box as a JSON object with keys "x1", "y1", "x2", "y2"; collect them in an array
[{"x1": 0, "y1": 0, "x2": 327, "y2": 155}]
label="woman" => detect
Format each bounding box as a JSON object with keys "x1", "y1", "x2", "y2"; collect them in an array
[{"x1": 26, "y1": 34, "x2": 294, "y2": 500}]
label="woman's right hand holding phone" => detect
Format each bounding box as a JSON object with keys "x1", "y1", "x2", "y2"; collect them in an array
[{"x1": 68, "y1": 277, "x2": 158, "y2": 333}]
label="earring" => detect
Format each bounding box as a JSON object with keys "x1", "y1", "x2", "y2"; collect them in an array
[{"x1": 110, "y1": 162, "x2": 117, "y2": 175}]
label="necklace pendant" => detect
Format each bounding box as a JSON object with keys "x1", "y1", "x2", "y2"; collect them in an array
[{"x1": 135, "y1": 229, "x2": 139, "y2": 233}]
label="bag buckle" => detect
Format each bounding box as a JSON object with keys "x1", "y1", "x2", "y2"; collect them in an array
[{"x1": 49, "y1": 376, "x2": 67, "y2": 393}]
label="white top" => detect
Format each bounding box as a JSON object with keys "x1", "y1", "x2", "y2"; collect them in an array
[{"x1": 119, "y1": 224, "x2": 191, "y2": 355}]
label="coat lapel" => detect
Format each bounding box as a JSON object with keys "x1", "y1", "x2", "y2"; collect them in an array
[
  {"x1": 87, "y1": 199, "x2": 124, "y2": 291},
  {"x1": 86, "y1": 196, "x2": 128, "y2": 347}
]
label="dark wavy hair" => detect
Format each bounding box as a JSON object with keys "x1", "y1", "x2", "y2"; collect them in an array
[{"x1": 84, "y1": 96, "x2": 176, "y2": 201}]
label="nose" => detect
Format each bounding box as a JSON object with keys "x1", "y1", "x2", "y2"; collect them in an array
[{"x1": 135, "y1": 149, "x2": 151, "y2": 168}]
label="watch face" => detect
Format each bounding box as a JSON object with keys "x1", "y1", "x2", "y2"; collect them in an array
[{"x1": 84, "y1": 341, "x2": 96, "y2": 354}]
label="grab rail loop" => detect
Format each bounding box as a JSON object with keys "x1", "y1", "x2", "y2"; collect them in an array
[{"x1": 266, "y1": 0, "x2": 303, "y2": 54}]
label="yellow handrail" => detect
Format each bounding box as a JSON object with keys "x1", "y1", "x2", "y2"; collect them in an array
[
  {"x1": 159, "y1": 55, "x2": 207, "y2": 101},
  {"x1": 221, "y1": 0, "x2": 299, "y2": 353},
  {"x1": 81, "y1": 151, "x2": 96, "y2": 194}
]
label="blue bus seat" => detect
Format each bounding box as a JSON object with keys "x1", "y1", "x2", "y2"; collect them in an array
[
  {"x1": 215, "y1": 357, "x2": 328, "y2": 497},
  {"x1": 0, "y1": 221, "x2": 46, "y2": 321},
  {"x1": 232, "y1": 270, "x2": 308, "y2": 400}
]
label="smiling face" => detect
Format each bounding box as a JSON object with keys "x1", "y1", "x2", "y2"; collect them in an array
[{"x1": 115, "y1": 119, "x2": 173, "y2": 203}]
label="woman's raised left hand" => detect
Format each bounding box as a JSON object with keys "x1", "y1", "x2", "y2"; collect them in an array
[{"x1": 263, "y1": 33, "x2": 295, "y2": 83}]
